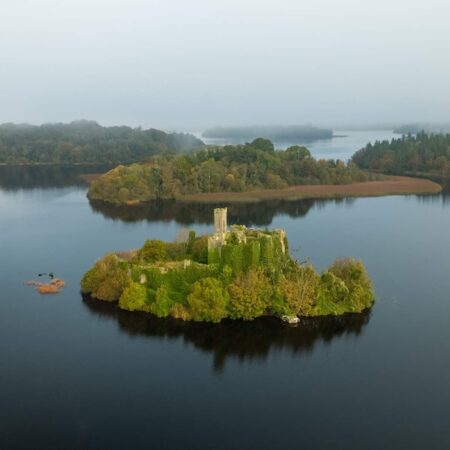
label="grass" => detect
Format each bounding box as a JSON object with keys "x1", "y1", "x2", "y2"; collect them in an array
[
  {"x1": 25, "y1": 278, "x2": 66, "y2": 295},
  {"x1": 178, "y1": 176, "x2": 442, "y2": 203}
]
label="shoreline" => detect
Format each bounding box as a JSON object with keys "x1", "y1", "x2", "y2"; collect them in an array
[
  {"x1": 179, "y1": 176, "x2": 442, "y2": 202},
  {"x1": 88, "y1": 175, "x2": 442, "y2": 205}
]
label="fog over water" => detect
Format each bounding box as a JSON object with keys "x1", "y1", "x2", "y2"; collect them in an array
[{"x1": 1, "y1": 0, "x2": 450, "y2": 129}]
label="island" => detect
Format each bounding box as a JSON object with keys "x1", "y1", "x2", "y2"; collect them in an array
[
  {"x1": 81, "y1": 208, "x2": 374, "y2": 323},
  {"x1": 0, "y1": 120, "x2": 204, "y2": 165},
  {"x1": 352, "y1": 132, "x2": 450, "y2": 180},
  {"x1": 87, "y1": 137, "x2": 441, "y2": 205},
  {"x1": 202, "y1": 125, "x2": 333, "y2": 141}
]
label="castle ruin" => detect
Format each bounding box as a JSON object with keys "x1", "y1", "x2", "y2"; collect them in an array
[{"x1": 208, "y1": 208, "x2": 228, "y2": 250}]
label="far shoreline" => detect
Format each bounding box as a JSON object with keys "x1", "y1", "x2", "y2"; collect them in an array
[
  {"x1": 178, "y1": 176, "x2": 442, "y2": 203},
  {"x1": 85, "y1": 175, "x2": 442, "y2": 205}
]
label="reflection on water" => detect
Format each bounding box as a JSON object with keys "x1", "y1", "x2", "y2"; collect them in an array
[
  {"x1": 89, "y1": 197, "x2": 357, "y2": 226},
  {"x1": 417, "y1": 183, "x2": 450, "y2": 206},
  {"x1": 82, "y1": 295, "x2": 371, "y2": 372},
  {"x1": 0, "y1": 165, "x2": 112, "y2": 190}
]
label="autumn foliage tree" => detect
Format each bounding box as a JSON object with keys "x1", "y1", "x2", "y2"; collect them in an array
[{"x1": 228, "y1": 269, "x2": 272, "y2": 320}]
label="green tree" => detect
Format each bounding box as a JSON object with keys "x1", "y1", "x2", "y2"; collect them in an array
[
  {"x1": 228, "y1": 269, "x2": 271, "y2": 320},
  {"x1": 119, "y1": 282, "x2": 150, "y2": 312},
  {"x1": 150, "y1": 286, "x2": 173, "y2": 318},
  {"x1": 328, "y1": 258, "x2": 374, "y2": 311},
  {"x1": 80, "y1": 253, "x2": 129, "y2": 301},
  {"x1": 139, "y1": 240, "x2": 167, "y2": 262},
  {"x1": 250, "y1": 138, "x2": 274, "y2": 152},
  {"x1": 187, "y1": 277, "x2": 229, "y2": 323}
]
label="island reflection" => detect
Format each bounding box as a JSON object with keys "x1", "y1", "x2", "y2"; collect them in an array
[
  {"x1": 82, "y1": 295, "x2": 371, "y2": 372},
  {"x1": 88, "y1": 197, "x2": 357, "y2": 226},
  {"x1": 0, "y1": 165, "x2": 112, "y2": 191}
]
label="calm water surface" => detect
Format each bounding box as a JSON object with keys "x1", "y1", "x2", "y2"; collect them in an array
[
  {"x1": 1, "y1": 167, "x2": 450, "y2": 449},
  {"x1": 197, "y1": 129, "x2": 399, "y2": 160}
]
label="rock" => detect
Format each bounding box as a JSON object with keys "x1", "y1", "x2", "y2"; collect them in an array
[{"x1": 281, "y1": 315, "x2": 300, "y2": 325}]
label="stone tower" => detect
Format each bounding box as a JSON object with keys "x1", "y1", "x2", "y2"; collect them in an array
[
  {"x1": 214, "y1": 207, "x2": 227, "y2": 237},
  {"x1": 208, "y1": 208, "x2": 228, "y2": 250}
]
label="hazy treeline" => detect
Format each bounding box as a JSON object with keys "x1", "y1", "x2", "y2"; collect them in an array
[
  {"x1": 352, "y1": 132, "x2": 450, "y2": 178},
  {"x1": 89, "y1": 138, "x2": 374, "y2": 204},
  {"x1": 202, "y1": 125, "x2": 332, "y2": 140},
  {"x1": 394, "y1": 123, "x2": 450, "y2": 135},
  {"x1": 0, "y1": 120, "x2": 204, "y2": 164}
]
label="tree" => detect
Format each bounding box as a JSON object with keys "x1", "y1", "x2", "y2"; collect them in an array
[
  {"x1": 150, "y1": 286, "x2": 172, "y2": 318},
  {"x1": 279, "y1": 265, "x2": 319, "y2": 315},
  {"x1": 285, "y1": 145, "x2": 311, "y2": 160},
  {"x1": 80, "y1": 253, "x2": 129, "y2": 301},
  {"x1": 228, "y1": 269, "x2": 271, "y2": 320},
  {"x1": 187, "y1": 277, "x2": 229, "y2": 323},
  {"x1": 327, "y1": 258, "x2": 374, "y2": 311},
  {"x1": 138, "y1": 240, "x2": 166, "y2": 262},
  {"x1": 119, "y1": 282, "x2": 150, "y2": 312},
  {"x1": 250, "y1": 138, "x2": 274, "y2": 152}
]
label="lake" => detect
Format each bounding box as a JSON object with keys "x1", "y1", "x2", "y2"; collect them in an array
[
  {"x1": 1, "y1": 133, "x2": 450, "y2": 449},
  {"x1": 197, "y1": 128, "x2": 399, "y2": 161}
]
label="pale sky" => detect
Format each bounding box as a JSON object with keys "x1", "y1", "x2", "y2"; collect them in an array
[{"x1": 1, "y1": 0, "x2": 450, "y2": 130}]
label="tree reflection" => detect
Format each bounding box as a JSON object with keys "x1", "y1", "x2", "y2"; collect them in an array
[
  {"x1": 0, "y1": 165, "x2": 112, "y2": 190},
  {"x1": 88, "y1": 198, "x2": 355, "y2": 226},
  {"x1": 416, "y1": 181, "x2": 450, "y2": 206},
  {"x1": 82, "y1": 294, "x2": 371, "y2": 373}
]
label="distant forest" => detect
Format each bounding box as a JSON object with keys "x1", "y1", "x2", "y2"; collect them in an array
[
  {"x1": 352, "y1": 132, "x2": 450, "y2": 178},
  {"x1": 0, "y1": 120, "x2": 204, "y2": 164},
  {"x1": 394, "y1": 123, "x2": 450, "y2": 135},
  {"x1": 88, "y1": 138, "x2": 374, "y2": 204},
  {"x1": 202, "y1": 125, "x2": 332, "y2": 141}
]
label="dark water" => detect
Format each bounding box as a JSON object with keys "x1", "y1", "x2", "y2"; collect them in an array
[{"x1": 1, "y1": 169, "x2": 450, "y2": 450}]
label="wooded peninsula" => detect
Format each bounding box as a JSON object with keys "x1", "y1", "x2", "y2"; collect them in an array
[
  {"x1": 87, "y1": 138, "x2": 383, "y2": 204},
  {"x1": 0, "y1": 120, "x2": 203, "y2": 164},
  {"x1": 352, "y1": 132, "x2": 450, "y2": 179},
  {"x1": 81, "y1": 208, "x2": 374, "y2": 323}
]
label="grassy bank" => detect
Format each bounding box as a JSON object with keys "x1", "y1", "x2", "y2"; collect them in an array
[{"x1": 164, "y1": 176, "x2": 442, "y2": 203}]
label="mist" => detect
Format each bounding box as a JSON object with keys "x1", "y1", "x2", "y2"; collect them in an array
[{"x1": 1, "y1": 0, "x2": 449, "y2": 130}]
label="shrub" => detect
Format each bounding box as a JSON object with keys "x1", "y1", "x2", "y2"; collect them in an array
[
  {"x1": 150, "y1": 286, "x2": 173, "y2": 318},
  {"x1": 80, "y1": 253, "x2": 129, "y2": 301},
  {"x1": 269, "y1": 289, "x2": 294, "y2": 316},
  {"x1": 165, "y1": 242, "x2": 186, "y2": 260},
  {"x1": 328, "y1": 258, "x2": 374, "y2": 311},
  {"x1": 170, "y1": 303, "x2": 192, "y2": 321},
  {"x1": 310, "y1": 271, "x2": 351, "y2": 316},
  {"x1": 187, "y1": 277, "x2": 229, "y2": 323},
  {"x1": 81, "y1": 253, "x2": 117, "y2": 293},
  {"x1": 228, "y1": 269, "x2": 271, "y2": 320},
  {"x1": 138, "y1": 240, "x2": 167, "y2": 262},
  {"x1": 119, "y1": 282, "x2": 150, "y2": 312},
  {"x1": 208, "y1": 248, "x2": 220, "y2": 264},
  {"x1": 279, "y1": 265, "x2": 319, "y2": 316},
  {"x1": 191, "y1": 236, "x2": 208, "y2": 264},
  {"x1": 93, "y1": 267, "x2": 129, "y2": 301}
]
